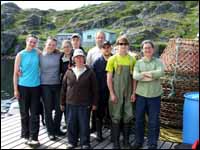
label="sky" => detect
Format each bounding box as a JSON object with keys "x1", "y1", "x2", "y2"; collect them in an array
[{"x1": 1, "y1": 1, "x2": 110, "y2": 10}]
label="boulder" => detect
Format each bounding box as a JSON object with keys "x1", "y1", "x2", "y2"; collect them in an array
[
  {"x1": 45, "y1": 23, "x2": 56, "y2": 30},
  {"x1": 1, "y1": 14, "x2": 15, "y2": 30},
  {"x1": 1, "y1": 31, "x2": 17, "y2": 54},
  {"x1": 143, "y1": 19, "x2": 179, "y2": 29},
  {"x1": 112, "y1": 16, "x2": 138, "y2": 28},
  {"x1": 26, "y1": 14, "x2": 42, "y2": 28},
  {"x1": 1, "y1": 2, "x2": 21, "y2": 14}
]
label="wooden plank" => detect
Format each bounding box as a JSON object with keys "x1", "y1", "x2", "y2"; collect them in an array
[
  {"x1": 171, "y1": 143, "x2": 179, "y2": 149},
  {"x1": 157, "y1": 140, "x2": 165, "y2": 149},
  {"x1": 2, "y1": 126, "x2": 47, "y2": 149},
  {"x1": 160, "y1": 141, "x2": 173, "y2": 149}
]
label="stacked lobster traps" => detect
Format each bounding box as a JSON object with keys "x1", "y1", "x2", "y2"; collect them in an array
[{"x1": 160, "y1": 38, "x2": 199, "y2": 129}]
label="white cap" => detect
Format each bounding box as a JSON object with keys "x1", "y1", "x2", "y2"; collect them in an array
[
  {"x1": 71, "y1": 33, "x2": 81, "y2": 39},
  {"x1": 72, "y1": 49, "x2": 85, "y2": 60}
]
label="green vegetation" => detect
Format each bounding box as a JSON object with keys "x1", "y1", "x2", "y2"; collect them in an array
[{"x1": 2, "y1": 1, "x2": 199, "y2": 54}]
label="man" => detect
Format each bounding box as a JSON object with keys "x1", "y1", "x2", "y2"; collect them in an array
[
  {"x1": 71, "y1": 33, "x2": 86, "y2": 55},
  {"x1": 86, "y1": 31, "x2": 105, "y2": 67},
  {"x1": 86, "y1": 31, "x2": 105, "y2": 133},
  {"x1": 92, "y1": 41, "x2": 112, "y2": 142}
]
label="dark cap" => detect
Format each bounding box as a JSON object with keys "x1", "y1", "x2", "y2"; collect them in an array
[
  {"x1": 71, "y1": 33, "x2": 81, "y2": 39},
  {"x1": 103, "y1": 40, "x2": 111, "y2": 46}
]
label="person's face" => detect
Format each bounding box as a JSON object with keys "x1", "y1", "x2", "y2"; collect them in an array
[
  {"x1": 26, "y1": 37, "x2": 37, "y2": 49},
  {"x1": 63, "y1": 43, "x2": 72, "y2": 55},
  {"x1": 45, "y1": 39, "x2": 57, "y2": 52},
  {"x1": 74, "y1": 55, "x2": 84, "y2": 66},
  {"x1": 117, "y1": 40, "x2": 129, "y2": 54},
  {"x1": 102, "y1": 44, "x2": 111, "y2": 56},
  {"x1": 96, "y1": 33, "x2": 105, "y2": 48},
  {"x1": 71, "y1": 37, "x2": 80, "y2": 49},
  {"x1": 143, "y1": 43, "x2": 154, "y2": 58}
]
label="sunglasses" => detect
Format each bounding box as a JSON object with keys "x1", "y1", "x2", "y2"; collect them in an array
[{"x1": 118, "y1": 43, "x2": 128, "y2": 46}]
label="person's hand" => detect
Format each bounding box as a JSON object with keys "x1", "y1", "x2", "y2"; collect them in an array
[
  {"x1": 60, "y1": 105, "x2": 65, "y2": 112},
  {"x1": 92, "y1": 105, "x2": 97, "y2": 111},
  {"x1": 14, "y1": 90, "x2": 20, "y2": 99},
  {"x1": 17, "y1": 69, "x2": 22, "y2": 76},
  {"x1": 130, "y1": 93, "x2": 136, "y2": 103},
  {"x1": 110, "y1": 93, "x2": 117, "y2": 104}
]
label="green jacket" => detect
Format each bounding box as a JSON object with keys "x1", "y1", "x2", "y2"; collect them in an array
[{"x1": 133, "y1": 57, "x2": 165, "y2": 98}]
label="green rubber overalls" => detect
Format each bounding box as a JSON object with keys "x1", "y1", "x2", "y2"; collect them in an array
[{"x1": 109, "y1": 55, "x2": 134, "y2": 124}]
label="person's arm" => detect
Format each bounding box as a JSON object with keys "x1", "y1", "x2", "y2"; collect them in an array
[
  {"x1": 131, "y1": 79, "x2": 137, "y2": 102},
  {"x1": 60, "y1": 71, "x2": 68, "y2": 111},
  {"x1": 147, "y1": 60, "x2": 165, "y2": 79},
  {"x1": 13, "y1": 53, "x2": 21, "y2": 99},
  {"x1": 107, "y1": 72, "x2": 117, "y2": 104},
  {"x1": 86, "y1": 50, "x2": 92, "y2": 66},
  {"x1": 91, "y1": 71, "x2": 99, "y2": 111}
]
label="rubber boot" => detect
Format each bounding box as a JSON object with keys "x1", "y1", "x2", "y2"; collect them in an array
[
  {"x1": 112, "y1": 123, "x2": 120, "y2": 149},
  {"x1": 123, "y1": 123, "x2": 131, "y2": 149},
  {"x1": 96, "y1": 119, "x2": 104, "y2": 142}
]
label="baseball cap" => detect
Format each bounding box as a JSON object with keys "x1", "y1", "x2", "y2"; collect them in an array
[
  {"x1": 103, "y1": 40, "x2": 111, "y2": 47},
  {"x1": 72, "y1": 49, "x2": 85, "y2": 60},
  {"x1": 71, "y1": 33, "x2": 81, "y2": 39}
]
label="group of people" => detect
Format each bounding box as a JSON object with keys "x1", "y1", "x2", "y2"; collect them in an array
[{"x1": 13, "y1": 31, "x2": 164, "y2": 149}]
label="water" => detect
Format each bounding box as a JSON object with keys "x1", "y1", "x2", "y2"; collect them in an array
[
  {"x1": 1, "y1": 58, "x2": 14, "y2": 100},
  {"x1": 1, "y1": 58, "x2": 15, "y2": 115}
]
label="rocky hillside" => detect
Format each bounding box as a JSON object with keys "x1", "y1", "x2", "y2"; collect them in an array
[{"x1": 1, "y1": 1, "x2": 199, "y2": 55}]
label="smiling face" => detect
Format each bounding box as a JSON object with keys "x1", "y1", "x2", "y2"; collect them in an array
[
  {"x1": 116, "y1": 37, "x2": 129, "y2": 55},
  {"x1": 63, "y1": 42, "x2": 72, "y2": 55},
  {"x1": 142, "y1": 43, "x2": 154, "y2": 58},
  {"x1": 96, "y1": 32, "x2": 105, "y2": 48},
  {"x1": 45, "y1": 39, "x2": 57, "y2": 52},
  {"x1": 26, "y1": 37, "x2": 38, "y2": 50},
  {"x1": 74, "y1": 55, "x2": 85, "y2": 66}
]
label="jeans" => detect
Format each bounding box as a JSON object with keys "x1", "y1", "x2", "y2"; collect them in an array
[
  {"x1": 135, "y1": 95, "x2": 161, "y2": 146},
  {"x1": 67, "y1": 104, "x2": 91, "y2": 146},
  {"x1": 18, "y1": 85, "x2": 40, "y2": 140},
  {"x1": 41, "y1": 85, "x2": 62, "y2": 135}
]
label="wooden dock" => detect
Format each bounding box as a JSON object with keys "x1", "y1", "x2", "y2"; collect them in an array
[{"x1": 1, "y1": 114, "x2": 180, "y2": 149}]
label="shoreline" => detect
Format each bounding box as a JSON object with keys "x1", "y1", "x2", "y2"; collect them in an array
[{"x1": 1, "y1": 55, "x2": 16, "y2": 60}]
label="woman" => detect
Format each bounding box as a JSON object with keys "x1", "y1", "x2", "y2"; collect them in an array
[
  {"x1": 40, "y1": 37, "x2": 65, "y2": 141},
  {"x1": 13, "y1": 34, "x2": 41, "y2": 147},
  {"x1": 60, "y1": 40, "x2": 73, "y2": 128},
  {"x1": 106, "y1": 36, "x2": 137, "y2": 149},
  {"x1": 60, "y1": 49, "x2": 98, "y2": 149},
  {"x1": 132, "y1": 40, "x2": 164, "y2": 149}
]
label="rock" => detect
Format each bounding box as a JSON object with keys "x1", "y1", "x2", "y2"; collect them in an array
[
  {"x1": 91, "y1": 17, "x2": 118, "y2": 28},
  {"x1": 1, "y1": 14, "x2": 15, "y2": 29},
  {"x1": 143, "y1": 19, "x2": 179, "y2": 29},
  {"x1": 45, "y1": 23, "x2": 56, "y2": 30},
  {"x1": 127, "y1": 29, "x2": 159, "y2": 44},
  {"x1": 26, "y1": 14, "x2": 42, "y2": 28},
  {"x1": 137, "y1": 5, "x2": 156, "y2": 19},
  {"x1": 30, "y1": 31, "x2": 41, "y2": 35},
  {"x1": 112, "y1": 16, "x2": 138, "y2": 28},
  {"x1": 1, "y1": 31, "x2": 17, "y2": 54},
  {"x1": 155, "y1": 2, "x2": 186, "y2": 14},
  {"x1": 1, "y1": 2, "x2": 21, "y2": 14}
]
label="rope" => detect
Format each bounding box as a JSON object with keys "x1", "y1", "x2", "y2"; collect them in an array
[{"x1": 167, "y1": 38, "x2": 181, "y2": 98}]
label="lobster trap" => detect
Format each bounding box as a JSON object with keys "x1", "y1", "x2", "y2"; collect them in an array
[{"x1": 160, "y1": 38, "x2": 199, "y2": 128}]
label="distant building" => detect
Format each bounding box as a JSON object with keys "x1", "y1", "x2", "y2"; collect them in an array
[
  {"x1": 82, "y1": 29, "x2": 117, "y2": 47},
  {"x1": 55, "y1": 32, "x2": 80, "y2": 48}
]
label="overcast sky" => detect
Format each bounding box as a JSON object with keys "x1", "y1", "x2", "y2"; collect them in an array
[{"x1": 1, "y1": 1, "x2": 110, "y2": 10}]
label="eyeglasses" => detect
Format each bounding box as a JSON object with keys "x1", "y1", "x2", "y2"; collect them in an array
[{"x1": 118, "y1": 43, "x2": 128, "y2": 46}]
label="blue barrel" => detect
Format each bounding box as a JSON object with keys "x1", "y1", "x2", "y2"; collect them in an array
[{"x1": 183, "y1": 92, "x2": 199, "y2": 144}]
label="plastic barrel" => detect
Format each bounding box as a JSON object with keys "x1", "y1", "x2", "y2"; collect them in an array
[{"x1": 183, "y1": 92, "x2": 199, "y2": 144}]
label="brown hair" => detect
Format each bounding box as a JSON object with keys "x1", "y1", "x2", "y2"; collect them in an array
[{"x1": 115, "y1": 35, "x2": 129, "y2": 45}]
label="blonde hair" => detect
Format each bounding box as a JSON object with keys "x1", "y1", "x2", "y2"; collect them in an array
[{"x1": 61, "y1": 40, "x2": 72, "y2": 50}]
